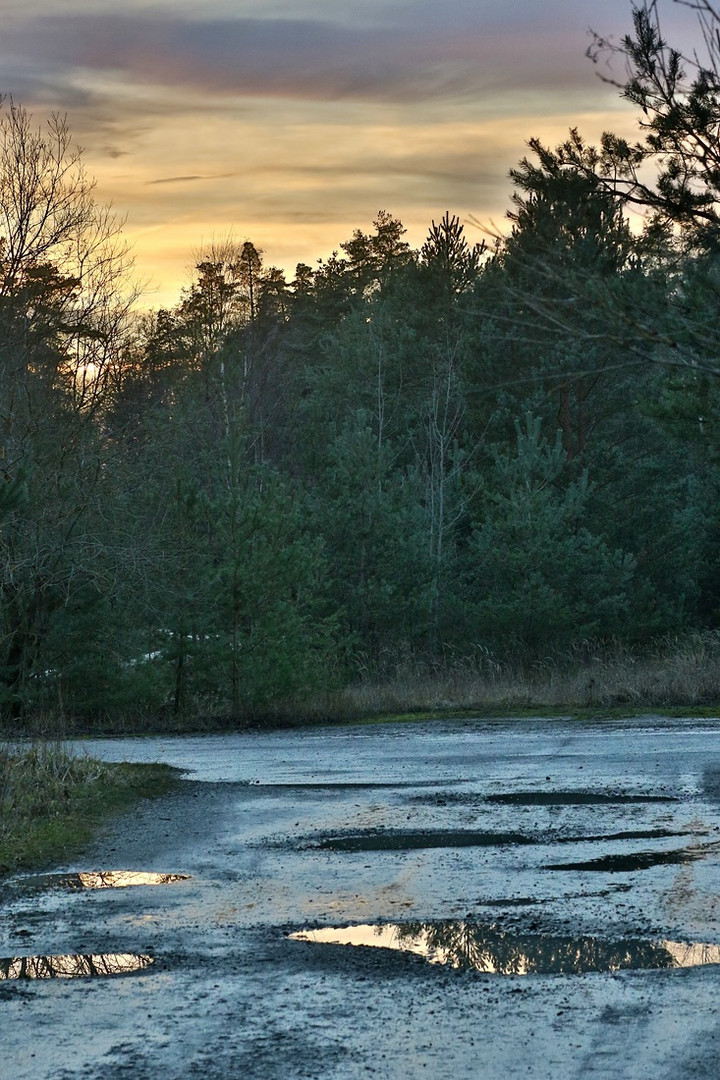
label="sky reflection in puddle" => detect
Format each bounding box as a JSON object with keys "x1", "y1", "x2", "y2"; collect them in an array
[
  {"x1": 22, "y1": 870, "x2": 191, "y2": 891},
  {"x1": 0, "y1": 953, "x2": 154, "y2": 979},
  {"x1": 289, "y1": 922, "x2": 720, "y2": 975},
  {"x1": 72, "y1": 871, "x2": 189, "y2": 889}
]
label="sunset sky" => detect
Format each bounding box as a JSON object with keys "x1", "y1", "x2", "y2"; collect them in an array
[{"x1": 0, "y1": 0, "x2": 694, "y2": 306}]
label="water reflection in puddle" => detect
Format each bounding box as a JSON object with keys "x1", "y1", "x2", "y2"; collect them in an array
[
  {"x1": 72, "y1": 871, "x2": 189, "y2": 890},
  {"x1": 289, "y1": 922, "x2": 720, "y2": 975},
  {"x1": 23, "y1": 870, "x2": 190, "y2": 891},
  {"x1": 0, "y1": 953, "x2": 154, "y2": 980}
]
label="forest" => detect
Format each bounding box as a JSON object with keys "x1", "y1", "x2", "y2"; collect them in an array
[{"x1": 3, "y1": 1, "x2": 720, "y2": 729}]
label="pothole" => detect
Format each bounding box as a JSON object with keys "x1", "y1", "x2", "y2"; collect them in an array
[
  {"x1": 411, "y1": 790, "x2": 679, "y2": 807},
  {"x1": 485, "y1": 792, "x2": 679, "y2": 806},
  {"x1": 304, "y1": 829, "x2": 690, "y2": 853},
  {"x1": 309, "y1": 830, "x2": 536, "y2": 852},
  {"x1": 554, "y1": 829, "x2": 696, "y2": 844},
  {"x1": 480, "y1": 884, "x2": 633, "y2": 907},
  {"x1": 288, "y1": 921, "x2": 720, "y2": 975},
  {"x1": 545, "y1": 840, "x2": 720, "y2": 872},
  {"x1": 245, "y1": 780, "x2": 465, "y2": 790},
  {"x1": 18, "y1": 870, "x2": 190, "y2": 891},
  {"x1": 0, "y1": 953, "x2": 155, "y2": 980}
]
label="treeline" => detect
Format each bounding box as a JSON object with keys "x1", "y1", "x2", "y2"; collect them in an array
[{"x1": 3, "y1": 2, "x2": 720, "y2": 726}]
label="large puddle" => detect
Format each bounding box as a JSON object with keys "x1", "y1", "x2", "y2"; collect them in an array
[
  {"x1": 0, "y1": 953, "x2": 154, "y2": 980},
  {"x1": 289, "y1": 921, "x2": 720, "y2": 975}
]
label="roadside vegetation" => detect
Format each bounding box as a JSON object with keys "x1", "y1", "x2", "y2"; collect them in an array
[
  {"x1": 2, "y1": 2, "x2": 720, "y2": 734},
  {"x1": 0, "y1": 744, "x2": 180, "y2": 873},
  {"x1": 326, "y1": 634, "x2": 720, "y2": 723}
]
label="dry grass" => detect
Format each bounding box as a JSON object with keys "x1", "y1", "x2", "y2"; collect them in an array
[{"x1": 320, "y1": 633, "x2": 720, "y2": 720}]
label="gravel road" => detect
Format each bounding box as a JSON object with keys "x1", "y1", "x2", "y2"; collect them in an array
[{"x1": 2, "y1": 716, "x2": 720, "y2": 1078}]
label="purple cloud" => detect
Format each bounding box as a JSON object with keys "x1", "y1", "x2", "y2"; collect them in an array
[{"x1": 3, "y1": 13, "x2": 598, "y2": 105}]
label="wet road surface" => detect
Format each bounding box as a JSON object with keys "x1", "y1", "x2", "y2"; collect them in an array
[{"x1": 2, "y1": 716, "x2": 720, "y2": 1078}]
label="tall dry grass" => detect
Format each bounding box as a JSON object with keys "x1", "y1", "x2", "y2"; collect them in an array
[{"x1": 320, "y1": 633, "x2": 720, "y2": 720}]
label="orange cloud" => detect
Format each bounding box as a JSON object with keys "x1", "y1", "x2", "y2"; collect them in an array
[{"x1": 0, "y1": 1, "x2": 671, "y2": 306}]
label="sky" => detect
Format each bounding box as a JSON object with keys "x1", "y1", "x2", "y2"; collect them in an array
[{"x1": 0, "y1": 0, "x2": 697, "y2": 307}]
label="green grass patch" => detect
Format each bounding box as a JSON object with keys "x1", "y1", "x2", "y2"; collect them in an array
[
  {"x1": 0, "y1": 743, "x2": 181, "y2": 875},
  {"x1": 355, "y1": 703, "x2": 720, "y2": 727}
]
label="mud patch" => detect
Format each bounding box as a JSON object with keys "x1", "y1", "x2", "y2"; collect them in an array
[
  {"x1": 289, "y1": 921, "x2": 720, "y2": 975},
  {"x1": 0, "y1": 953, "x2": 155, "y2": 980},
  {"x1": 546, "y1": 840, "x2": 720, "y2": 872}
]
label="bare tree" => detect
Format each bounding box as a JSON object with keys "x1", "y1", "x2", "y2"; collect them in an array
[{"x1": 0, "y1": 98, "x2": 138, "y2": 719}]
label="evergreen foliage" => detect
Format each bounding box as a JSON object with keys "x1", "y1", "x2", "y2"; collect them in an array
[{"x1": 3, "y1": 3, "x2": 720, "y2": 725}]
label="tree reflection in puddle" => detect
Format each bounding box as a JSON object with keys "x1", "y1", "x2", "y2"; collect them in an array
[
  {"x1": 21, "y1": 870, "x2": 191, "y2": 891},
  {"x1": 73, "y1": 871, "x2": 189, "y2": 889},
  {"x1": 0, "y1": 953, "x2": 154, "y2": 979},
  {"x1": 289, "y1": 922, "x2": 720, "y2": 974}
]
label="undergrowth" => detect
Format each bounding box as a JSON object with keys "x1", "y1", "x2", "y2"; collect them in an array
[{"x1": 3, "y1": 633, "x2": 720, "y2": 734}]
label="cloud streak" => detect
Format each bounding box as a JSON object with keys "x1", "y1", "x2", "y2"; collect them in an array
[
  {"x1": 0, "y1": 0, "x2": 654, "y2": 305},
  {"x1": 5, "y1": 12, "x2": 597, "y2": 106},
  {"x1": 147, "y1": 173, "x2": 237, "y2": 185}
]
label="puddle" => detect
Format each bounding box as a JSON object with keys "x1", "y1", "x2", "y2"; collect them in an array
[
  {"x1": 289, "y1": 921, "x2": 720, "y2": 975},
  {"x1": 554, "y1": 829, "x2": 693, "y2": 844},
  {"x1": 0, "y1": 953, "x2": 155, "y2": 980},
  {"x1": 480, "y1": 884, "x2": 633, "y2": 907},
  {"x1": 412, "y1": 790, "x2": 678, "y2": 807},
  {"x1": 306, "y1": 829, "x2": 688, "y2": 853},
  {"x1": 19, "y1": 871, "x2": 190, "y2": 892},
  {"x1": 72, "y1": 871, "x2": 189, "y2": 889},
  {"x1": 310, "y1": 830, "x2": 536, "y2": 852},
  {"x1": 245, "y1": 780, "x2": 466, "y2": 791},
  {"x1": 485, "y1": 792, "x2": 678, "y2": 806},
  {"x1": 546, "y1": 840, "x2": 720, "y2": 872}
]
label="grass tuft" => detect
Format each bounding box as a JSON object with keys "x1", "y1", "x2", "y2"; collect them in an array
[{"x1": 0, "y1": 742, "x2": 180, "y2": 874}]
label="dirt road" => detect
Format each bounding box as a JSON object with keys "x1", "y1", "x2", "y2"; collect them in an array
[{"x1": 2, "y1": 717, "x2": 720, "y2": 1078}]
